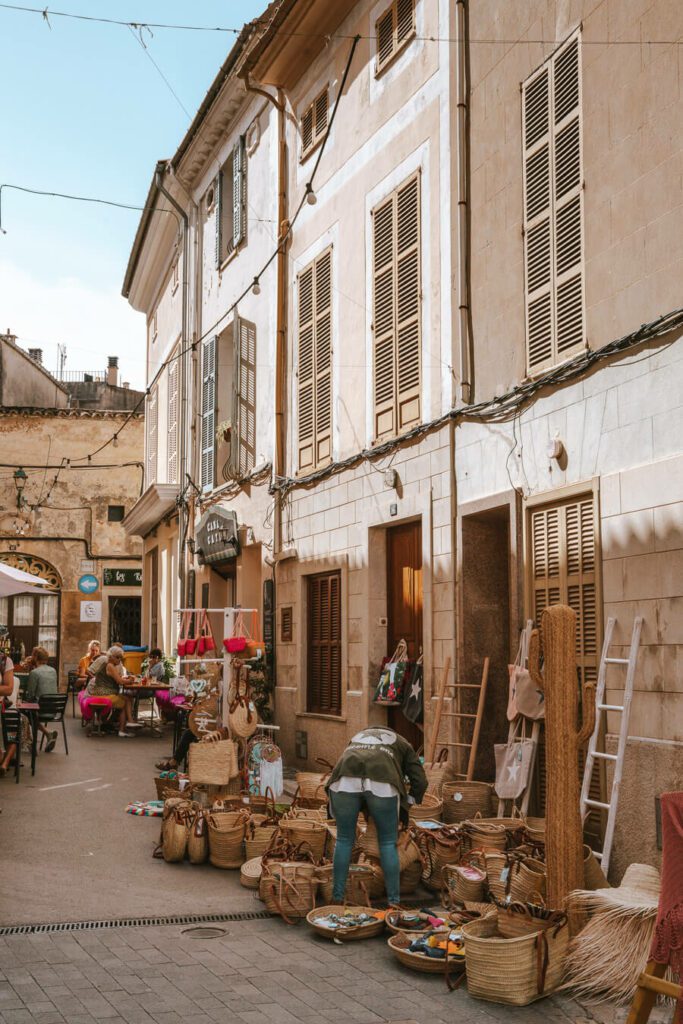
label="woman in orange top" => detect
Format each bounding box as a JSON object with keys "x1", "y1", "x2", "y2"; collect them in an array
[{"x1": 78, "y1": 640, "x2": 101, "y2": 682}]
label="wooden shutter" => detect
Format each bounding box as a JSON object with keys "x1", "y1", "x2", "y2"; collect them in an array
[
  {"x1": 167, "y1": 355, "x2": 179, "y2": 485},
  {"x1": 376, "y1": 0, "x2": 415, "y2": 74},
  {"x1": 523, "y1": 33, "x2": 584, "y2": 373},
  {"x1": 214, "y1": 172, "x2": 222, "y2": 268},
  {"x1": 281, "y1": 606, "x2": 293, "y2": 643},
  {"x1": 146, "y1": 387, "x2": 158, "y2": 487},
  {"x1": 372, "y1": 173, "x2": 421, "y2": 441},
  {"x1": 236, "y1": 318, "x2": 256, "y2": 477},
  {"x1": 301, "y1": 88, "x2": 329, "y2": 159},
  {"x1": 307, "y1": 571, "x2": 342, "y2": 716},
  {"x1": 200, "y1": 336, "x2": 217, "y2": 491},
  {"x1": 232, "y1": 136, "x2": 246, "y2": 249},
  {"x1": 297, "y1": 248, "x2": 332, "y2": 472}
]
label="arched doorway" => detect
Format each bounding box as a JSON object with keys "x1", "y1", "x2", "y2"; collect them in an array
[{"x1": 0, "y1": 554, "x2": 61, "y2": 667}]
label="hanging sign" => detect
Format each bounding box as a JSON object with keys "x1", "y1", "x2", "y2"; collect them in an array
[
  {"x1": 78, "y1": 574, "x2": 99, "y2": 594},
  {"x1": 103, "y1": 568, "x2": 142, "y2": 587},
  {"x1": 196, "y1": 509, "x2": 240, "y2": 565}
]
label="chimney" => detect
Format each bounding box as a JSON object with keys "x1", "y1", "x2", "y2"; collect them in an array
[
  {"x1": 106, "y1": 356, "x2": 119, "y2": 387},
  {"x1": 1, "y1": 330, "x2": 17, "y2": 346},
  {"x1": 122, "y1": 381, "x2": 130, "y2": 389},
  {"x1": 28, "y1": 348, "x2": 43, "y2": 365}
]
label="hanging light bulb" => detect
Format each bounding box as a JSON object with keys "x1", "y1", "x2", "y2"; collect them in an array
[
  {"x1": 305, "y1": 182, "x2": 317, "y2": 206},
  {"x1": 112, "y1": 434, "x2": 119, "y2": 448},
  {"x1": 252, "y1": 277, "x2": 261, "y2": 296}
]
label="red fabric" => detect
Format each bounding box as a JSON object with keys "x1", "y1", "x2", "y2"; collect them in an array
[
  {"x1": 78, "y1": 691, "x2": 113, "y2": 722},
  {"x1": 650, "y1": 790, "x2": 683, "y2": 1019}
]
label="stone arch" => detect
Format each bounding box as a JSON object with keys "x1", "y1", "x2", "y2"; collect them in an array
[{"x1": 0, "y1": 553, "x2": 62, "y2": 590}]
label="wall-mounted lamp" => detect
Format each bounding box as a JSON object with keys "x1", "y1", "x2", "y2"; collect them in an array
[{"x1": 13, "y1": 467, "x2": 27, "y2": 509}]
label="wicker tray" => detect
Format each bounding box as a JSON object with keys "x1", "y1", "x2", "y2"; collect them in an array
[
  {"x1": 240, "y1": 856, "x2": 263, "y2": 890},
  {"x1": 385, "y1": 910, "x2": 443, "y2": 935},
  {"x1": 387, "y1": 931, "x2": 466, "y2": 975},
  {"x1": 306, "y1": 905, "x2": 385, "y2": 941}
]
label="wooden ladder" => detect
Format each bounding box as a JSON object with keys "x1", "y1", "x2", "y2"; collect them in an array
[
  {"x1": 580, "y1": 615, "x2": 642, "y2": 875},
  {"x1": 427, "y1": 657, "x2": 489, "y2": 781}
]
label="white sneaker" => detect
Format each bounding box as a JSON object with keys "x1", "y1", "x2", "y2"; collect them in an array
[{"x1": 118, "y1": 731, "x2": 131, "y2": 738}]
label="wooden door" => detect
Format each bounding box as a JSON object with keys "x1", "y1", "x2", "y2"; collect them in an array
[{"x1": 386, "y1": 521, "x2": 423, "y2": 748}]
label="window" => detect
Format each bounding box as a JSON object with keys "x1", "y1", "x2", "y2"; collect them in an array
[
  {"x1": 146, "y1": 387, "x2": 158, "y2": 487},
  {"x1": 307, "y1": 571, "x2": 341, "y2": 716},
  {"x1": 38, "y1": 595, "x2": 58, "y2": 656},
  {"x1": 234, "y1": 318, "x2": 257, "y2": 477},
  {"x1": 301, "y1": 87, "x2": 328, "y2": 160},
  {"x1": 372, "y1": 173, "x2": 421, "y2": 441},
  {"x1": 375, "y1": 0, "x2": 415, "y2": 74},
  {"x1": 107, "y1": 505, "x2": 125, "y2": 523},
  {"x1": 298, "y1": 249, "x2": 332, "y2": 472},
  {"x1": 167, "y1": 354, "x2": 179, "y2": 484},
  {"x1": 215, "y1": 136, "x2": 246, "y2": 267},
  {"x1": 523, "y1": 33, "x2": 584, "y2": 374},
  {"x1": 200, "y1": 336, "x2": 217, "y2": 491},
  {"x1": 528, "y1": 493, "x2": 599, "y2": 688},
  {"x1": 281, "y1": 606, "x2": 293, "y2": 643}
]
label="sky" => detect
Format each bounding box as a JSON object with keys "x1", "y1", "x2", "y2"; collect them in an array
[{"x1": 0, "y1": 0, "x2": 264, "y2": 389}]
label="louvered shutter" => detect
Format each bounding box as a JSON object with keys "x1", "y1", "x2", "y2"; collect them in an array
[
  {"x1": 523, "y1": 34, "x2": 584, "y2": 373},
  {"x1": 236, "y1": 318, "x2": 256, "y2": 477},
  {"x1": 214, "y1": 172, "x2": 222, "y2": 268},
  {"x1": 376, "y1": 8, "x2": 394, "y2": 71},
  {"x1": 396, "y1": 0, "x2": 414, "y2": 43},
  {"x1": 146, "y1": 388, "x2": 158, "y2": 487},
  {"x1": 301, "y1": 106, "x2": 314, "y2": 156},
  {"x1": 376, "y1": 0, "x2": 415, "y2": 73},
  {"x1": 315, "y1": 89, "x2": 328, "y2": 138},
  {"x1": 307, "y1": 571, "x2": 342, "y2": 716},
  {"x1": 200, "y1": 336, "x2": 217, "y2": 491},
  {"x1": 167, "y1": 355, "x2": 179, "y2": 484},
  {"x1": 232, "y1": 136, "x2": 245, "y2": 249},
  {"x1": 373, "y1": 174, "x2": 421, "y2": 441},
  {"x1": 297, "y1": 264, "x2": 315, "y2": 471},
  {"x1": 297, "y1": 249, "x2": 333, "y2": 472}
]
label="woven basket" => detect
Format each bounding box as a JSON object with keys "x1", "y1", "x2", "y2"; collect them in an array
[
  {"x1": 494, "y1": 898, "x2": 566, "y2": 939},
  {"x1": 464, "y1": 818, "x2": 507, "y2": 851},
  {"x1": 420, "y1": 828, "x2": 465, "y2": 891},
  {"x1": 424, "y1": 749, "x2": 458, "y2": 797},
  {"x1": 443, "y1": 852, "x2": 487, "y2": 904},
  {"x1": 188, "y1": 739, "x2": 239, "y2": 786},
  {"x1": 307, "y1": 905, "x2": 385, "y2": 941},
  {"x1": 187, "y1": 806, "x2": 209, "y2": 864},
  {"x1": 388, "y1": 931, "x2": 466, "y2": 976},
  {"x1": 155, "y1": 776, "x2": 180, "y2": 801},
  {"x1": 355, "y1": 855, "x2": 385, "y2": 898},
  {"x1": 442, "y1": 781, "x2": 493, "y2": 824},
  {"x1": 260, "y1": 861, "x2": 319, "y2": 923},
  {"x1": 510, "y1": 858, "x2": 547, "y2": 903},
  {"x1": 240, "y1": 856, "x2": 263, "y2": 890},
  {"x1": 278, "y1": 819, "x2": 327, "y2": 861},
  {"x1": 408, "y1": 793, "x2": 443, "y2": 823},
  {"x1": 526, "y1": 816, "x2": 546, "y2": 840},
  {"x1": 245, "y1": 821, "x2": 279, "y2": 860},
  {"x1": 295, "y1": 771, "x2": 328, "y2": 801},
  {"x1": 462, "y1": 914, "x2": 569, "y2": 1005},
  {"x1": 399, "y1": 857, "x2": 423, "y2": 895},
  {"x1": 282, "y1": 806, "x2": 329, "y2": 822},
  {"x1": 163, "y1": 795, "x2": 190, "y2": 820},
  {"x1": 207, "y1": 809, "x2": 249, "y2": 869},
  {"x1": 162, "y1": 808, "x2": 189, "y2": 863},
  {"x1": 324, "y1": 825, "x2": 337, "y2": 860},
  {"x1": 315, "y1": 863, "x2": 373, "y2": 905}
]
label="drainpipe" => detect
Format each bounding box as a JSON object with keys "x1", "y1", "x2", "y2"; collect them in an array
[
  {"x1": 455, "y1": 0, "x2": 473, "y2": 404},
  {"x1": 155, "y1": 168, "x2": 190, "y2": 606}
]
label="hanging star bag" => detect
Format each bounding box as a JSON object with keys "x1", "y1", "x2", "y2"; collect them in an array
[
  {"x1": 373, "y1": 639, "x2": 409, "y2": 705},
  {"x1": 401, "y1": 653, "x2": 424, "y2": 724},
  {"x1": 494, "y1": 719, "x2": 536, "y2": 800}
]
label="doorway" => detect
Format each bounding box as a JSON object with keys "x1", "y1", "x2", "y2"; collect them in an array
[
  {"x1": 386, "y1": 520, "x2": 423, "y2": 748},
  {"x1": 109, "y1": 597, "x2": 141, "y2": 647}
]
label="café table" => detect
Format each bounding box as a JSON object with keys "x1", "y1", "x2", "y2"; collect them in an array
[
  {"x1": 119, "y1": 681, "x2": 173, "y2": 737},
  {"x1": 15, "y1": 700, "x2": 39, "y2": 780}
]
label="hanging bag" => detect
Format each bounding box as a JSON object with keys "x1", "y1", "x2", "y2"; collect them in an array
[
  {"x1": 401, "y1": 653, "x2": 424, "y2": 724},
  {"x1": 507, "y1": 621, "x2": 545, "y2": 721},
  {"x1": 494, "y1": 717, "x2": 537, "y2": 800},
  {"x1": 374, "y1": 639, "x2": 409, "y2": 704},
  {"x1": 224, "y1": 609, "x2": 248, "y2": 653},
  {"x1": 197, "y1": 610, "x2": 217, "y2": 656},
  {"x1": 176, "y1": 611, "x2": 192, "y2": 658},
  {"x1": 228, "y1": 663, "x2": 259, "y2": 739}
]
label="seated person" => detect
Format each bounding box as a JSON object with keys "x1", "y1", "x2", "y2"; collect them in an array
[
  {"x1": 25, "y1": 646, "x2": 59, "y2": 751},
  {"x1": 78, "y1": 640, "x2": 101, "y2": 684},
  {"x1": 88, "y1": 646, "x2": 135, "y2": 738},
  {"x1": 147, "y1": 648, "x2": 166, "y2": 683},
  {"x1": 0, "y1": 649, "x2": 17, "y2": 776}
]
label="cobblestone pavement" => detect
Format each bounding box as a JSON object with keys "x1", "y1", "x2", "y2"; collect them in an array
[{"x1": 0, "y1": 917, "x2": 671, "y2": 1024}]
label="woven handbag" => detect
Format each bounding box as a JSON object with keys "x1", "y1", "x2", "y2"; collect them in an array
[
  {"x1": 228, "y1": 663, "x2": 258, "y2": 739},
  {"x1": 196, "y1": 610, "x2": 217, "y2": 656},
  {"x1": 207, "y1": 808, "x2": 249, "y2": 869},
  {"x1": 188, "y1": 739, "x2": 239, "y2": 786},
  {"x1": 278, "y1": 818, "x2": 327, "y2": 862},
  {"x1": 442, "y1": 781, "x2": 494, "y2": 824},
  {"x1": 462, "y1": 913, "x2": 568, "y2": 1004},
  {"x1": 187, "y1": 805, "x2": 209, "y2": 865},
  {"x1": 162, "y1": 806, "x2": 189, "y2": 863},
  {"x1": 260, "y1": 861, "x2": 319, "y2": 924}
]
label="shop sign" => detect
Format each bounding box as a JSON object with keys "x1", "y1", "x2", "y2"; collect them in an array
[
  {"x1": 103, "y1": 568, "x2": 143, "y2": 587},
  {"x1": 196, "y1": 509, "x2": 240, "y2": 565},
  {"x1": 78, "y1": 574, "x2": 99, "y2": 594},
  {"x1": 80, "y1": 559, "x2": 96, "y2": 573},
  {"x1": 80, "y1": 600, "x2": 102, "y2": 622}
]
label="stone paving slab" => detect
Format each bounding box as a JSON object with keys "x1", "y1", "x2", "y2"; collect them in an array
[{"x1": 0, "y1": 920, "x2": 672, "y2": 1024}]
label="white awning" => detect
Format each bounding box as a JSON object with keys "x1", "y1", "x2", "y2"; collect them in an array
[{"x1": 0, "y1": 562, "x2": 52, "y2": 598}]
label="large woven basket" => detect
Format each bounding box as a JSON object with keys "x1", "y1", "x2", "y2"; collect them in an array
[
  {"x1": 399, "y1": 857, "x2": 423, "y2": 895},
  {"x1": 463, "y1": 818, "x2": 507, "y2": 851},
  {"x1": 388, "y1": 931, "x2": 466, "y2": 976},
  {"x1": 240, "y1": 856, "x2": 263, "y2": 890},
  {"x1": 424, "y1": 750, "x2": 458, "y2": 797},
  {"x1": 186, "y1": 806, "x2": 209, "y2": 864},
  {"x1": 188, "y1": 739, "x2": 239, "y2": 786},
  {"x1": 443, "y1": 853, "x2": 487, "y2": 904},
  {"x1": 207, "y1": 809, "x2": 249, "y2": 869},
  {"x1": 316, "y1": 863, "x2": 375, "y2": 905},
  {"x1": 282, "y1": 806, "x2": 329, "y2": 822},
  {"x1": 155, "y1": 776, "x2": 180, "y2": 801},
  {"x1": 307, "y1": 905, "x2": 385, "y2": 941},
  {"x1": 162, "y1": 807, "x2": 189, "y2": 863},
  {"x1": 260, "y1": 861, "x2": 319, "y2": 923},
  {"x1": 408, "y1": 793, "x2": 443, "y2": 823},
  {"x1": 245, "y1": 821, "x2": 279, "y2": 860},
  {"x1": 420, "y1": 828, "x2": 465, "y2": 891},
  {"x1": 442, "y1": 781, "x2": 493, "y2": 824},
  {"x1": 278, "y1": 818, "x2": 327, "y2": 861},
  {"x1": 462, "y1": 914, "x2": 569, "y2": 1005},
  {"x1": 294, "y1": 771, "x2": 328, "y2": 802}
]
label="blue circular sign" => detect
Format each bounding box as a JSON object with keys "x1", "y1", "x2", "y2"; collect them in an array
[{"x1": 78, "y1": 574, "x2": 99, "y2": 594}]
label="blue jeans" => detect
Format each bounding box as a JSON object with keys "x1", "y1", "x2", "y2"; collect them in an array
[{"x1": 330, "y1": 789, "x2": 400, "y2": 903}]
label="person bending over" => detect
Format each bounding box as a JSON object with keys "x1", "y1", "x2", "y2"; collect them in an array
[{"x1": 326, "y1": 727, "x2": 427, "y2": 906}]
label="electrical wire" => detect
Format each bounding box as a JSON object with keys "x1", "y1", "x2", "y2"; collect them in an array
[
  {"x1": 0, "y1": 183, "x2": 180, "y2": 233},
  {"x1": 126, "y1": 23, "x2": 192, "y2": 120},
  {"x1": 0, "y1": 3, "x2": 680, "y2": 45}
]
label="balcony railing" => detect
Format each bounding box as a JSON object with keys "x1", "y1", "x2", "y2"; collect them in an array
[{"x1": 53, "y1": 370, "x2": 107, "y2": 383}]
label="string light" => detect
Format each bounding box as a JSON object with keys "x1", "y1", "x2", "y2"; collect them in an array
[
  {"x1": 251, "y1": 277, "x2": 261, "y2": 296},
  {"x1": 112, "y1": 434, "x2": 119, "y2": 448},
  {"x1": 305, "y1": 183, "x2": 317, "y2": 206}
]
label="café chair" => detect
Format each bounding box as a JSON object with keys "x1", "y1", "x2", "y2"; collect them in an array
[
  {"x1": 1, "y1": 708, "x2": 22, "y2": 783},
  {"x1": 38, "y1": 693, "x2": 69, "y2": 755},
  {"x1": 66, "y1": 670, "x2": 85, "y2": 717}
]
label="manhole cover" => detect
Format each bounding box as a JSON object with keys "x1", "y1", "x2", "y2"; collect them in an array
[{"x1": 181, "y1": 926, "x2": 228, "y2": 939}]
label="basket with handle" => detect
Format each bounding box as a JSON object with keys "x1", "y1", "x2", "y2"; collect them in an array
[
  {"x1": 424, "y1": 748, "x2": 457, "y2": 797},
  {"x1": 277, "y1": 817, "x2": 327, "y2": 862},
  {"x1": 295, "y1": 757, "x2": 333, "y2": 801},
  {"x1": 227, "y1": 662, "x2": 259, "y2": 740},
  {"x1": 207, "y1": 808, "x2": 249, "y2": 869},
  {"x1": 463, "y1": 814, "x2": 508, "y2": 851},
  {"x1": 399, "y1": 856, "x2": 423, "y2": 894},
  {"x1": 316, "y1": 862, "x2": 375, "y2": 905},
  {"x1": 442, "y1": 851, "x2": 487, "y2": 905},
  {"x1": 307, "y1": 905, "x2": 385, "y2": 941},
  {"x1": 408, "y1": 792, "x2": 443, "y2": 823},
  {"x1": 162, "y1": 805, "x2": 190, "y2": 863},
  {"x1": 260, "y1": 860, "x2": 319, "y2": 924},
  {"x1": 462, "y1": 911, "x2": 569, "y2": 1004},
  {"x1": 245, "y1": 819, "x2": 279, "y2": 860},
  {"x1": 188, "y1": 739, "x2": 239, "y2": 786},
  {"x1": 155, "y1": 775, "x2": 180, "y2": 801},
  {"x1": 186, "y1": 804, "x2": 209, "y2": 864},
  {"x1": 442, "y1": 781, "x2": 493, "y2": 824},
  {"x1": 418, "y1": 826, "x2": 465, "y2": 891}
]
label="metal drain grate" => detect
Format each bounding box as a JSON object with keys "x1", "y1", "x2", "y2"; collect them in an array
[{"x1": 0, "y1": 910, "x2": 273, "y2": 936}]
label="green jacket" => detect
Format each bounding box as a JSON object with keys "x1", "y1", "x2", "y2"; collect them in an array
[
  {"x1": 326, "y1": 727, "x2": 428, "y2": 824},
  {"x1": 26, "y1": 665, "x2": 58, "y2": 702}
]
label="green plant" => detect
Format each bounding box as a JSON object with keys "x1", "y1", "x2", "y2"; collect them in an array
[{"x1": 140, "y1": 654, "x2": 177, "y2": 683}]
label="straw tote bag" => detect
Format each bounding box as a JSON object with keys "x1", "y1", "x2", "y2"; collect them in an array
[
  {"x1": 228, "y1": 663, "x2": 259, "y2": 739},
  {"x1": 508, "y1": 620, "x2": 545, "y2": 721},
  {"x1": 494, "y1": 718, "x2": 537, "y2": 800},
  {"x1": 188, "y1": 738, "x2": 239, "y2": 786}
]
